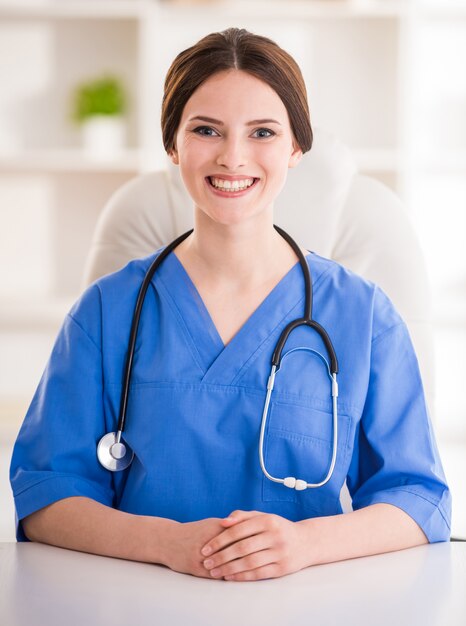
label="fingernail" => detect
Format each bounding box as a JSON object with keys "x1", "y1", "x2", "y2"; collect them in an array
[
  {"x1": 203, "y1": 559, "x2": 214, "y2": 568},
  {"x1": 210, "y1": 568, "x2": 221, "y2": 577},
  {"x1": 201, "y1": 546, "x2": 212, "y2": 556}
]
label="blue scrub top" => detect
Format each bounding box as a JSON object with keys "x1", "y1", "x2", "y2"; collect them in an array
[{"x1": 10, "y1": 249, "x2": 452, "y2": 543}]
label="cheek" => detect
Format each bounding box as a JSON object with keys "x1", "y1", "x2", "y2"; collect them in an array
[
  {"x1": 261, "y1": 152, "x2": 290, "y2": 189},
  {"x1": 180, "y1": 143, "x2": 212, "y2": 176},
  {"x1": 257, "y1": 142, "x2": 291, "y2": 171}
]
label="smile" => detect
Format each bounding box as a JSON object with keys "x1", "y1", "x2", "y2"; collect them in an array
[{"x1": 206, "y1": 176, "x2": 259, "y2": 196}]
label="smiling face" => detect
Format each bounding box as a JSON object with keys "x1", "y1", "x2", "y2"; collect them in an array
[{"x1": 169, "y1": 69, "x2": 303, "y2": 228}]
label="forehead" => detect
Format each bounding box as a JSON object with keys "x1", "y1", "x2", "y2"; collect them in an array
[{"x1": 180, "y1": 69, "x2": 288, "y2": 122}]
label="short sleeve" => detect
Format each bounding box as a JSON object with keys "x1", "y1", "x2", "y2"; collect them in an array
[
  {"x1": 9, "y1": 285, "x2": 115, "y2": 541},
  {"x1": 346, "y1": 320, "x2": 452, "y2": 543}
]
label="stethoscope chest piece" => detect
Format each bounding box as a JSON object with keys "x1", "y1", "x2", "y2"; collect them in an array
[{"x1": 97, "y1": 432, "x2": 134, "y2": 471}]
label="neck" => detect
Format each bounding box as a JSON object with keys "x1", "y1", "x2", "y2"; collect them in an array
[{"x1": 175, "y1": 209, "x2": 306, "y2": 290}]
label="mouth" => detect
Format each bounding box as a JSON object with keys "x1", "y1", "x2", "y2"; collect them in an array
[{"x1": 205, "y1": 176, "x2": 260, "y2": 197}]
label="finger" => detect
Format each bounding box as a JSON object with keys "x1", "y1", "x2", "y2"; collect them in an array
[
  {"x1": 219, "y1": 510, "x2": 263, "y2": 527},
  {"x1": 219, "y1": 517, "x2": 240, "y2": 527},
  {"x1": 224, "y1": 563, "x2": 281, "y2": 582},
  {"x1": 202, "y1": 515, "x2": 267, "y2": 557},
  {"x1": 203, "y1": 533, "x2": 271, "y2": 574},
  {"x1": 201, "y1": 511, "x2": 264, "y2": 555},
  {"x1": 209, "y1": 548, "x2": 274, "y2": 579}
]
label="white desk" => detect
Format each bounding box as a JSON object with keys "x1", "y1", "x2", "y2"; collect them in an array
[{"x1": 1, "y1": 542, "x2": 465, "y2": 626}]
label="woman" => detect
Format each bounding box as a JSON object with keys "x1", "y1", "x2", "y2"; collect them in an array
[{"x1": 10, "y1": 28, "x2": 451, "y2": 582}]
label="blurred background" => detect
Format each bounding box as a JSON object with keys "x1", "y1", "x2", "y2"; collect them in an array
[{"x1": 0, "y1": 0, "x2": 465, "y2": 540}]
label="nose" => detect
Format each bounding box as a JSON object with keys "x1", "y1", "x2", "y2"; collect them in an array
[{"x1": 215, "y1": 134, "x2": 248, "y2": 171}]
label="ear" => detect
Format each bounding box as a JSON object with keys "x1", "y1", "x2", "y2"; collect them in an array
[
  {"x1": 168, "y1": 148, "x2": 179, "y2": 165},
  {"x1": 288, "y1": 141, "x2": 303, "y2": 169}
]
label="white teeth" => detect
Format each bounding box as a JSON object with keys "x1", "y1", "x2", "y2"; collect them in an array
[{"x1": 210, "y1": 177, "x2": 255, "y2": 191}]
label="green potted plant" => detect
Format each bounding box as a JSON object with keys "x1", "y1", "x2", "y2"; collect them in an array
[{"x1": 71, "y1": 75, "x2": 127, "y2": 158}]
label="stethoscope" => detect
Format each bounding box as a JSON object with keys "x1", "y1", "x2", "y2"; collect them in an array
[{"x1": 97, "y1": 225, "x2": 339, "y2": 490}]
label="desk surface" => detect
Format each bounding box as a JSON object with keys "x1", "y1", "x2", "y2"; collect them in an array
[{"x1": 1, "y1": 542, "x2": 465, "y2": 626}]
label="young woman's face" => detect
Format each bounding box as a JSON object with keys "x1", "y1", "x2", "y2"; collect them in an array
[{"x1": 170, "y1": 69, "x2": 303, "y2": 227}]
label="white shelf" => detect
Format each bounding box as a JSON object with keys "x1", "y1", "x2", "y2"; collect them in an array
[
  {"x1": 0, "y1": 297, "x2": 75, "y2": 329},
  {"x1": 413, "y1": 0, "x2": 466, "y2": 18},
  {"x1": 2, "y1": 0, "x2": 465, "y2": 21},
  {"x1": 0, "y1": 399, "x2": 29, "y2": 440},
  {"x1": 415, "y1": 152, "x2": 466, "y2": 173},
  {"x1": 0, "y1": 0, "x2": 147, "y2": 19},
  {"x1": 353, "y1": 150, "x2": 466, "y2": 174},
  {"x1": 0, "y1": 149, "x2": 143, "y2": 173},
  {"x1": 434, "y1": 306, "x2": 466, "y2": 329},
  {"x1": 163, "y1": 0, "x2": 410, "y2": 19}
]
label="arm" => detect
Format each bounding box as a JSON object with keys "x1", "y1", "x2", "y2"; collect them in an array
[
  {"x1": 298, "y1": 502, "x2": 428, "y2": 566},
  {"x1": 198, "y1": 504, "x2": 428, "y2": 581},
  {"x1": 22, "y1": 495, "x2": 226, "y2": 578},
  {"x1": 201, "y1": 311, "x2": 449, "y2": 582},
  {"x1": 22, "y1": 496, "x2": 175, "y2": 565}
]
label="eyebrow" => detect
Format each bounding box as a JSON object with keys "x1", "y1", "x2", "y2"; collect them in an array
[{"x1": 188, "y1": 115, "x2": 282, "y2": 126}]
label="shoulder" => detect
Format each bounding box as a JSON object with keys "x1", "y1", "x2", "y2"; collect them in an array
[
  {"x1": 307, "y1": 251, "x2": 404, "y2": 339},
  {"x1": 307, "y1": 250, "x2": 376, "y2": 301},
  {"x1": 94, "y1": 247, "x2": 164, "y2": 295},
  {"x1": 68, "y1": 247, "x2": 165, "y2": 330}
]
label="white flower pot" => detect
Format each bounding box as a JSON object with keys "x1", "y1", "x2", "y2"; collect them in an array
[{"x1": 81, "y1": 115, "x2": 126, "y2": 160}]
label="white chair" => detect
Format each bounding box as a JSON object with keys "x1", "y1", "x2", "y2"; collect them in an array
[{"x1": 83, "y1": 128, "x2": 435, "y2": 420}]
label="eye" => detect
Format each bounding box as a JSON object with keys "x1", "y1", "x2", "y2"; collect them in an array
[
  {"x1": 253, "y1": 128, "x2": 275, "y2": 139},
  {"x1": 192, "y1": 126, "x2": 219, "y2": 137}
]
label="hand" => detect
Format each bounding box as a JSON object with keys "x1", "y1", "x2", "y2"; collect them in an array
[
  {"x1": 163, "y1": 517, "x2": 227, "y2": 579},
  {"x1": 200, "y1": 510, "x2": 310, "y2": 581}
]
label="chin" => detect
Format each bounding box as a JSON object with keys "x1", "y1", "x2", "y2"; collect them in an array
[
  {"x1": 208, "y1": 203, "x2": 259, "y2": 219},
  {"x1": 194, "y1": 195, "x2": 272, "y2": 227}
]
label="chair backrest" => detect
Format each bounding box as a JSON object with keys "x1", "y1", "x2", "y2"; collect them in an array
[{"x1": 83, "y1": 127, "x2": 435, "y2": 418}]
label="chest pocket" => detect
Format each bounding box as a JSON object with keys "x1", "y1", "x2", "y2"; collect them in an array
[{"x1": 261, "y1": 399, "x2": 350, "y2": 515}]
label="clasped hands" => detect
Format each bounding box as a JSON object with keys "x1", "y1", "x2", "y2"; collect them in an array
[{"x1": 165, "y1": 510, "x2": 311, "y2": 582}]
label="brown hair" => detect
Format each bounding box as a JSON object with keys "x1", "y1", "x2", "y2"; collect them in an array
[{"x1": 161, "y1": 27, "x2": 312, "y2": 155}]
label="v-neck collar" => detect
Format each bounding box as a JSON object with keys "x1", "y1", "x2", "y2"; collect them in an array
[{"x1": 156, "y1": 249, "x2": 322, "y2": 385}]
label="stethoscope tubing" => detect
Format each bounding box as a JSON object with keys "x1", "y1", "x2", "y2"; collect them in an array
[
  {"x1": 116, "y1": 228, "x2": 193, "y2": 435},
  {"x1": 98, "y1": 225, "x2": 340, "y2": 487},
  {"x1": 259, "y1": 350, "x2": 339, "y2": 490},
  {"x1": 272, "y1": 225, "x2": 338, "y2": 374}
]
